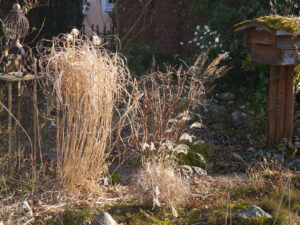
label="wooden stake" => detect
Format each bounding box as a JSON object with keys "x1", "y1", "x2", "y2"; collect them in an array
[
  {"x1": 17, "y1": 81, "x2": 21, "y2": 160},
  {"x1": 268, "y1": 66, "x2": 279, "y2": 148},
  {"x1": 33, "y1": 69, "x2": 38, "y2": 179},
  {"x1": 284, "y1": 66, "x2": 295, "y2": 143},
  {"x1": 8, "y1": 82, "x2": 12, "y2": 156},
  {"x1": 276, "y1": 66, "x2": 287, "y2": 144}
]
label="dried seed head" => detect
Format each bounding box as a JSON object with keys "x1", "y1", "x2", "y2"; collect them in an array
[
  {"x1": 66, "y1": 34, "x2": 73, "y2": 42},
  {"x1": 92, "y1": 35, "x2": 101, "y2": 45},
  {"x1": 71, "y1": 28, "x2": 80, "y2": 37},
  {"x1": 12, "y1": 3, "x2": 21, "y2": 11}
]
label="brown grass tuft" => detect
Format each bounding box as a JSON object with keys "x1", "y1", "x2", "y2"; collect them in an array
[
  {"x1": 38, "y1": 32, "x2": 130, "y2": 192},
  {"x1": 132, "y1": 161, "x2": 190, "y2": 215}
]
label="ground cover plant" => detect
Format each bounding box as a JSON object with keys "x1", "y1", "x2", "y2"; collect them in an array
[{"x1": 0, "y1": 1, "x2": 300, "y2": 225}]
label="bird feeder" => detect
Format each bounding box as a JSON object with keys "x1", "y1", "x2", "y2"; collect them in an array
[{"x1": 235, "y1": 16, "x2": 299, "y2": 148}]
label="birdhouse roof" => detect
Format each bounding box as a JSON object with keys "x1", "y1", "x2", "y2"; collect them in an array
[{"x1": 234, "y1": 16, "x2": 300, "y2": 36}]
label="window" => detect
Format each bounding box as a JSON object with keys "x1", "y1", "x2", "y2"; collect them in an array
[{"x1": 102, "y1": 0, "x2": 114, "y2": 15}]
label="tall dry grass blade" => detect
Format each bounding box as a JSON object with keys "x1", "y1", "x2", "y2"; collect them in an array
[
  {"x1": 273, "y1": 178, "x2": 290, "y2": 225},
  {"x1": 38, "y1": 32, "x2": 131, "y2": 192}
]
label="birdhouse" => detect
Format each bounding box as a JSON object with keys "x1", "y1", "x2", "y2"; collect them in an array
[{"x1": 235, "y1": 16, "x2": 299, "y2": 148}]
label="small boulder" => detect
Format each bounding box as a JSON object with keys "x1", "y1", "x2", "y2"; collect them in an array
[
  {"x1": 247, "y1": 147, "x2": 255, "y2": 153},
  {"x1": 274, "y1": 154, "x2": 284, "y2": 162},
  {"x1": 289, "y1": 159, "x2": 300, "y2": 170},
  {"x1": 217, "y1": 92, "x2": 236, "y2": 101},
  {"x1": 239, "y1": 105, "x2": 246, "y2": 110},
  {"x1": 231, "y1": 111, "x2": 243, "y2": 122},
  {"x1": 233, "y1": 205, "x2": 272, "y2": 219},
  {"x1": 92, "y1": 211, "x2": 118, "y2": 225}
]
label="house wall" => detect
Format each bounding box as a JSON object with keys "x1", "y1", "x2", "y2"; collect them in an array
[
  {"x1": 83, "y1": 0, "x2": 112, "y2": 36},
  {"x1": 116, "y1": 0, "x2": 179, "y2": 52},
  {"x1": 154, "y1": 0, "x2": 179, "y2": 52}
]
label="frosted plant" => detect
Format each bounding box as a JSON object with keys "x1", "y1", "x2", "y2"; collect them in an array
[
  {"x1": 179, "y1": 133, "x2": 194, "y2": 143},
  {"x1": 132, "y1": 161, "x2": 190, "y2": 217},
  {"x1": 190, "y1": 122, "x2": 203, "y2": 129}
]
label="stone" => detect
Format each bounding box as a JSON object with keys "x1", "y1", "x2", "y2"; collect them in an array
[
  {"x1": 233, "y1": 205, "x2": 272, "y2": 219},
  {"x1": 92, "y1": 212, "x2": 118, "y2": 225},
  {"x1": 18, "y1": 201, "x2": 33, "y2": 217},
  {"x1": 217, "y1": 92, "x2": 236, "y2": 101},
  {"x1": 274, "y1": 154, "x2": 284, "y2": 162},
  {"x1": 231, "y1": 111, "x2": 243, "y2": 122},
  {"x1": 240, "y1": 105, "x2": 246, "y2": 110},
  {"x1": 192, "y1": 166, "x2": 207, "y2": 176},
  {"x1": 247, "y1": 147, "x2": 255, "y2": 153},
  {"x1": 241, "y1": 112, "x2": 247, "y2": 117},
  {"x1": 289, "y1": 159, "x2": 300, "y2": 170}
]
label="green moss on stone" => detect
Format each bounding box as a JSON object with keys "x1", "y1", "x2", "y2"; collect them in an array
[
  {"x1": 44, "y1": 208, "x2": 98, "y2": 225},
  {"x1": 235, "y1": 16, "x2": 300, "y2": 33}
]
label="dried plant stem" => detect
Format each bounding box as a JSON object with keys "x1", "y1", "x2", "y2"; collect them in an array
[{"x1": 38, "y1": 33, "x2": 131, "y2": 192}]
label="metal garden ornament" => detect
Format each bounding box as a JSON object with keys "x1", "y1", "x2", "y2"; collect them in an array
[{"x1": 2, "y1": 3, "x2": 29, "y2": 49}]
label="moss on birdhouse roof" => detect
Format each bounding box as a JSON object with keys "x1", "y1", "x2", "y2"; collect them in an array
[{"x1": 235, "y1": 16, "x2": 300, "y2": 33}]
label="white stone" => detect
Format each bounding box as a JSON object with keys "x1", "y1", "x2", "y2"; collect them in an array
[
  {"x1": 233, "y1": 205, "x2": 272, "y2": 219},
  {"x1": 92, "y1": 212, "x2": 118, "y2": 225}
]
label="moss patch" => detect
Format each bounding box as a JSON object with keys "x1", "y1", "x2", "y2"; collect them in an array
[
  {"x1": 42, "y1": 207, "x2": 99, "y2": 225},
  {"x1": 106, "y1": 203, "x2": 201, "y2": 224},
  {"x1": 235, "y1": 16, "x2": 300, "y2": 33}
]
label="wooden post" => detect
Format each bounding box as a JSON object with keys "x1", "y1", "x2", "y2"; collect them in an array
[
  {"x1": 7, "y1": 82, "x2": 12, "y2": 156},
  {"x1": 267, "y1": 65, "x2": 295, "y2": 148},
  {"x1": 17, "y1": 81, "x2": 21, "y2": 159},
  {"x1": 276, "y1": 66, "x2": 287, "y2": 144},
  {"x1": 33, "y1": 73, "x2": 38, "y2": 179},
  {"x1": 235, "y1": 20, "x2": 297, "y2": 148},
  {"x1": 268, "y1": 66, "x2": 279, "y2": 148},
  {"x1": 284, "y1": 66, "x2": 295, "y2": 142}
]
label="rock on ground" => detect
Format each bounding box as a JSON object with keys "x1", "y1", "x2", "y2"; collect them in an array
[
  {"x1": 92, "y1": 211, "x2": 118, "y2": 225},
  {"x1": 233, "y1": 205, "x2": 272, "y2": 219}
]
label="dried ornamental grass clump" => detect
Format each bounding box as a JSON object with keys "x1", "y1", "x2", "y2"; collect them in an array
[
  {"x1": 132, "y1": 161, "x2": 190, "y2": 217},
  {"x1": 127, "y1": 51, "x2": 230, "y2": 163},
  {"x1": 38, "y1": 30, "x2": 130, "y2": 192}
]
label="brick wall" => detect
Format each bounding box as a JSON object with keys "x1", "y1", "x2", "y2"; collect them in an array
[
  {"x1": 154, "y1": 0, "x2": 179, "y2": 51},
  {"x1": 117, "y1": 0, "x2": 179, "y2": 52}
]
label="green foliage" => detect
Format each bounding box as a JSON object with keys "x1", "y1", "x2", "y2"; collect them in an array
[
  {"x1": 106, "y1": 203, "x2": 201, "y2": 224},
  {"x1": 122, "y1": 41, "x2": 181, "y2": 75},
  {"x1": 184, "y1": 25, "x2": 225, "y2": 62},
  {"x1": 206, "y1": 181, "x2": 300, "y2": 225},
  {"x1": 44, "y1": 208, "x2": 98, "y2": 225},
  {"x1": 260, "y1": 187, "x2": 300, "y2": 225},
  {"x1": 176, "y1": 140, "x2": 210, "y2": 168},
  {"x1": 187, "y1": 0, "x2": 300, "y2": 113}
]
